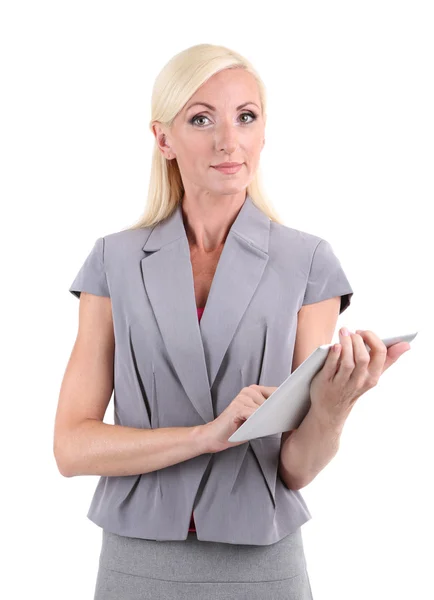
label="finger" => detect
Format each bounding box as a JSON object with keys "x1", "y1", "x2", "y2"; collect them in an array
[
  {"x1": 383, "y1": 341, "x2": 411, "y2": 371},
  {"x1": 354, "y1": 330, "x2": 387, "y2": 378},
  {"x1": 355, "y1": 331, "x2": 411, "y2": 371},
  {"x1": 349, "y1": 332, "x2": 371, "y2": 380},
  {"x1": 253, "y1": 385, "x2": 278, "y2": 398},
  {"x1": 334, "y1": 327, "x2": 355, "y2": 381},
  {"x1": 321, "y1": 344, "x2": 342, "y2": 380},
  {"x1": 247, "y1": 386, "x2": 273, "y2": 406}
]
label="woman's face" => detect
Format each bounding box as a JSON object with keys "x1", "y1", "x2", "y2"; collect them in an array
[{"x1": 153, "y1": 68, "x2": 265, "y2": 197}]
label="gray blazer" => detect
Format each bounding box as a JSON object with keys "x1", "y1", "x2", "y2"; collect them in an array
[{"x1": 69, "y1": 194, "x2": 353, "y2": 545}]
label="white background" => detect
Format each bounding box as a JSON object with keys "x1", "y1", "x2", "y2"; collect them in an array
[{"x1": 1, "y1": 1, "x2": 432, "y2": 598}]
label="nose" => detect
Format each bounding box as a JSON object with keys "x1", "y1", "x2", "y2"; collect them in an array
[{"x1": 214, "y1": 119, "x2": 239, "y2": 155}]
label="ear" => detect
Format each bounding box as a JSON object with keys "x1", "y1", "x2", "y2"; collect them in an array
[{"x1": 153, "y1": 124, "x2": 174, "y2": 160}]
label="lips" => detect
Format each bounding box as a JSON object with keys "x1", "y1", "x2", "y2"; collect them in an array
[{"x1": 212, "y1": 163, "x2": 243, "y2": 174}]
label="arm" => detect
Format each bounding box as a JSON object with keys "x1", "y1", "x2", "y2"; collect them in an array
[
  {"x1": 57, "y1": 421, "x2": 209, "y2": 478},
  {"x1": 279, "y1": 296, "x2": 344, "y2": 490},
  {"x1": 54, "y1": 293, "x2": 211, "y2": 478},
  {"x1": 279, "y1": 404, "x2": 345, "y2": 491}
]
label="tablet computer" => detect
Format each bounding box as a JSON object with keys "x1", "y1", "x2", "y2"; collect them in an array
[{"x1": 228, "y1": 331, "x2": 418, "y2": 443}]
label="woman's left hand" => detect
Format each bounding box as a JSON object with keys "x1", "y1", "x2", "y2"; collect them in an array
[{"x1": 309, "y1": 328, "x2": 411, "y2": 424}]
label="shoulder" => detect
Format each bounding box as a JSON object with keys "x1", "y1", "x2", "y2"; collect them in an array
[
  {"x1": 103, "y1": 225, "x2": 154, "y2": 248},
  {"x1": 269, "y1": 221, "x2": 323, "y2": 262},
  {"x1": 100, "y1": 226, "x2": 154, "y2": 265}
]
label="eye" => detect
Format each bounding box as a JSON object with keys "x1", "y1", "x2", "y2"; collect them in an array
[
  {"x1": 191, "y1": 115, "x2": 211, "y2": 127},
  {"x1": 190, "y1": 111, "x2": 258, "y2": 127},
  {"x1": 239, "y1": 111, "x2": 257, "y2": 124}
]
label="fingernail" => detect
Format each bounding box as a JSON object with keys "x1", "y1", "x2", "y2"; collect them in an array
[{"x1": 340, "y1": 327, "x2": 350, "y2": 336}]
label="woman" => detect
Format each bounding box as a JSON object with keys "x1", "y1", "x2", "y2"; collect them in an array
[{"x1": 54, "y1": 43, "x2": 410, "y2": 599}]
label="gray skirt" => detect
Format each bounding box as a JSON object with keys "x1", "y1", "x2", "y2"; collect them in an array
[{"x1": 93, "y1": 527, "x2": 314, "y2": 599}]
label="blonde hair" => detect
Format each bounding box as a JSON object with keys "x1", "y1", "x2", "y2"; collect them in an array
[{"x1": 127, "y1": 43, "x2": 284, "y2": 230}]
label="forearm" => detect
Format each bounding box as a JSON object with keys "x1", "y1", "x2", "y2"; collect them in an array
[
  {"x1": 56, "y1": 420, "x2": 211, "y2": 478},
  {"x1": 279, "y1": 405, "x2": 347, "y2": 490}
]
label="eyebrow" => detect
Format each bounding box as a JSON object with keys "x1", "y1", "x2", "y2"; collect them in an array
[{"x1": 185, "y1": 101, "x2": 260, "y2": 112}]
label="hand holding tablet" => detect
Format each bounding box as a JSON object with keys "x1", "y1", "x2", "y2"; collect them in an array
[
  {"x1": 308, "y1": 328, "x2": 414, "y2": 427},
  {"x1": 227, "y1": 330, "x2": 418, "y2": 443}
]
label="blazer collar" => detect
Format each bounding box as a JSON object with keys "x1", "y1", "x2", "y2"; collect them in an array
[{"x1": 140, "y1": 194, "x2": 271, "y2": 424}]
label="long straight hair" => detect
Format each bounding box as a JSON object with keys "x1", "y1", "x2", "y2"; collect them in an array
[{"x1": 126, "y1": 43, "x2": 284, "y2": 230}]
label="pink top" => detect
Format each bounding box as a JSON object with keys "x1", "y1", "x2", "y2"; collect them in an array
[{"x1": 188, "y1": 306, "x2": 205, "y2": 532}]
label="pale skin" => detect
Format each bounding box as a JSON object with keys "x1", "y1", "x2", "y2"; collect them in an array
[
  {"x1": 54, "y1": 68, "x2": 411, "y2": 491},
  {"x1": 152, "y1": 67, "x2": 265, "y2": 259},
  {"x1": 277, "y1": 320, "x2": 411, "y2": 489}
]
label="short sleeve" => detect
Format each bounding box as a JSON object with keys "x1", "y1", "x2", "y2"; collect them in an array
[
  {"x1": 302, "y1": 238, "x2": 353, "y2": 314},
  {"x1": 69, "y1": 237, "x2": 110, "y2": 299}
]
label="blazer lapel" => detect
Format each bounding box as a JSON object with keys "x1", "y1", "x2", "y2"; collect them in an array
[{"x1": 140, "y1": 194, "x2": 270, "y2": 425}]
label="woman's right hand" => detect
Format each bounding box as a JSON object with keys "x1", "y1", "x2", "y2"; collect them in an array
[{"x1": 202, "y1": 385, "x2": 278, "y2": 454}]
